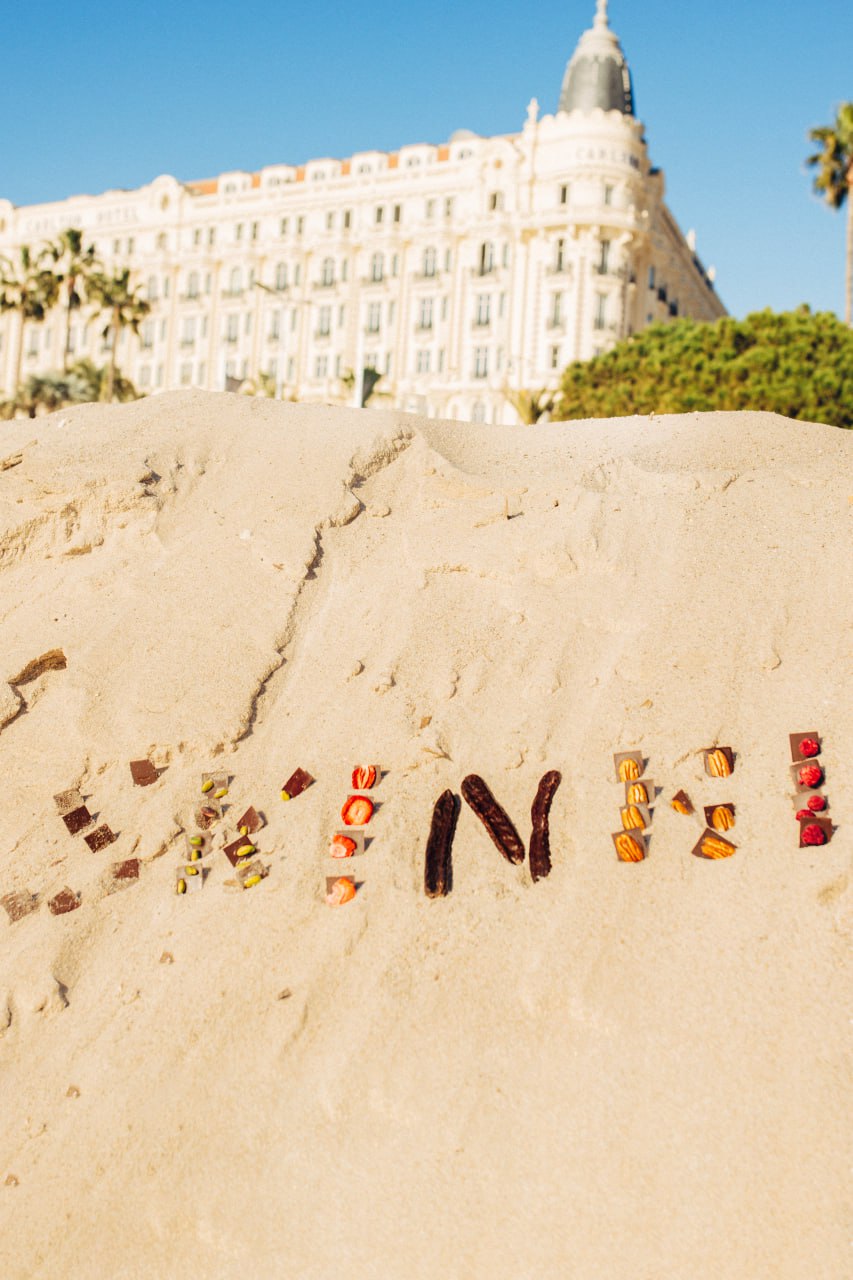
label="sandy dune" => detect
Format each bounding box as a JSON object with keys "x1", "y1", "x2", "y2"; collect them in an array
[{"x1": 0, "y1": 393, "x2": 850, "y2": 1278}]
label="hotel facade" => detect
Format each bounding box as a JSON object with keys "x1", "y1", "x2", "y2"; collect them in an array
[{"x1": 0, "y1": 2, "x2": 725, "y2": 422}]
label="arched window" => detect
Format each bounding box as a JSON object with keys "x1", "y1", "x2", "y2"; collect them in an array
[{"x1": 423, "y1": 246, "x2": 437, "y2": 278}]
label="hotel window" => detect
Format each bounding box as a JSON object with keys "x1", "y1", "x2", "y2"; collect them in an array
[
  {"x1": 648, "y1": 266, "x2": 655, "y2": 289},
  {"x1": 478, "y1": 242, "x2": 494, "y2": 275},
  {"x1": 375, "y1": 205, "x2": 384, "y2": 225},
  {"x1": 235, "y1": 223, "x2": 244, "y2": 241},
  {"x1": 385, "y1": 352, "x2": 392, "y2": 374},
  {"x1": 594, "y1": 293, "x2": 607, "y2": 331},
  {"x1": 472, "y1": 401, "x2": 486, "y2": 423},
  {"x1": 550, "y1": 345, "x2": 560, "y2": 370},
  {"x1": 268, "y1": 359, "x2": 277, "y2": 379},
  {"x1": 205, "y1": 273, "x2": 212, "y2": 294},
  {"x1": 198, "y1": 362, "x2": 206, "y2": 383},
  {"x1": 139, "y1": 365, "x2": 151, "y2": 388},
  {"x1": 147, "y1": 275, "x2": 158, "y2": 300},
  {"x1": 488, "y1": 191, "x2": 503, "y2": 212},
  {"x1": 181, "y1": 317, "x2": 196, "y2": 345},
  {"x1": 341, "y1": 258, "x2": 348, "y2": 282},
  {"x1": 418, "y1": 298, "x2": 433, "y2": 331},
  {"x1": 370, "y1": 253, "x2": 384, "y2": 283},
  {"x1": 367, "y1": 301, "x2": 381, "y2": 333},
  {"x1": 437, "y1": 348, "x2": 445, "y2": 372},
  {"x1": 604, "y1": 184, "x2": 614, "y2": 206},
  {"x1": 445, "y1": 249, "x2": 452, "y2": 271},
  {"x1": 229, "y1": 267, "x2": 242, "y2": 294},
  {"x1": 550, "y1": 294, "x2": 562, "y2": 325},
  {"x1": 475, "y1": 294, "x2": 490, "y2": 327},
  {"x1": 321, "y1": 257, "x2": 335, "y2": 286},
  {"x1": 597, "y1": 240, "x2": 610, "y2": 274},
  {"x1": 291, "y1": 309, "x2": 298, "y2": 331},
  {"x1": 498, "y1": 292, "x2": 506, "y2": 317},
  {"x1": 338, "y1": 305, "x2": 346, "y2": 325},
  {"x1": 113, "y1": 239, "x2": 120, "y2": 254},
  {"x1": 335, "y1": 354, "x2": 342, "y2": 377},
  {"x1": 315, "y1": 355, "x2": 328, "y2": 378},
  {"x1": 141, "y1": 320, "x2": 154, "y2": 349},
  {"x1": 287, "y1": 357, "x2": 295, "y2": 380},
  {"x1": 156, "y1": 364, "x2": 164, "y2": 387},
  {"x1": 193, "y1": 228, "x2": 202, "y2": 246},
  {"x1": 280, "y1": 218, "x2": 288, "y2": 235},
  {"x1": 317, "y1": 305, "x2": 331, "y2": 336},
  {"x1": 244, "y1": 312, "x2": 252, "y2": 335},
  {"x1": 201, "y1": 316, "x2": 208, "y2": 338},
  {"x1": 416, "y1": 349, "x2": 430, "y2": 374},
  {"x1": 326, "y1": 212, "x2": 334, "y2": 230},
  {"x1": 159, "y1": 319, "x2": 167, "y2": 340},
  {"x1": 393, "y1": 204, "x2": 402, "y2": 224},
  {"x1": 225, "y1": 314, "x2": 238, "y2": 342},
  {"x1": 163, "y1": 277, "x2": 170, "y2": 298},
  {"x1": 180, "y1": 362, "x2": 192, "y2": 386},
  {"x1": 425, "y1": 199, "x2": 435, "y2": 219},
  {"x1": 26, "y1": 327, "x2": 39, "y2": 356},
  {"x1": 496, "y1": 347, "x2": 503, "y2": 371},
  {"x1": 276, "y1": 262, "x2": 288, "y2": 290},
  {"x1": 208, "y1": 227, "x2": 216, "y2": 246},
  {"x1": 423, "y1": 246, "x2": 437, "y2": 277},
  {"x1": 559, "y1": 183, "x2": 569, "y2": 206},
  {"x1": 187, "y1": 271, "x2": 199, "y2": 298},
  {"x1": 297, "y1": 216, "x2": 304, "y2": 235},
  {"x1": 474, "y1": 347, "x2": 489, "y2": 378},
  {"x1": 441, "y1": 296, "x2": 448, "y2": 321},
  {"x1": 388, "y1": 301, "x2": 396, "y2": 325},
  {"x1": 251, "y1": 221, "x2": 259, "y2": 240},
  {"x1": 391, "y1": 254, "x2": 399, "y2": 277},
  {"x1": 444, "y1": 197, "x2": 453, "y2": 218},
  {"x1": 127, "y1": 238, "x2": 135, "y2": 254},
  {"x1": 270, "y1": 310, "x2": 280, "y2": 340},
  {"x1": 554, "y1": 238, "x2": 565, "y2": 272},
  {"x1": 294, "y1": 264, "x2": 301, "y2": 285},
  {"x1": 343, "y1": 209, "x2": 352, "y2": 230}
]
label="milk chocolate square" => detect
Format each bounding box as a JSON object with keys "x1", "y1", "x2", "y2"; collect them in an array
[
  {"x1": 48, "y1": 887, "x2": 81, "y2": 915},
  {"x1": 670, "y1": 790, "x2": 693, "y2": 815},
  {"x1": 63, "y1": 805, "x2": 94, "y2": 835},
  {"x1": 235, "y1": 805, "x2": 263, "y2": 835},
  {"x1": 790, "y1": 762, "x2": 825, "y2": 793},
  {"x1": 703, "y1": 803, "x2": 736, "y2": 831},
  {"x1": 282, "y1": 767, "x2": 313, "y2": 799},
  {"x1": 623, "y1": 778, "x2": 654, "y2": 807},
  {"x1": 130, "y1": 760, "x2": 159, "y2": 786},
  {"x1": 223, "y1": 835, "x2": 257, "y2": 868},
  {"x1": 702, "y1": 746, "x2": 735, "y2": 778},
  {"x1": 111, "y1": 858, "x2": 140, "y2": 882},
  {"x1": 612, "y1": 751, "x2": 646, "y2": 784},
  {"x1": 618, "y1": 803, "x2": 652, "y2": 832},
  {"x1": 798, "y1": 816, "x2": 833, "y2": 848},
  {"x1": 85, "y1": 824, "x2": 116, "y2": 853},
  {"x1": 789, "y1": 732, "x2": 821, "y2": 763},
  {"x1": 691, "y1": 829, "x2": 737, "y2": 860},
  {"x1": 610, "y1": 830, "x2": 647, "y2": 862},
  {"x1": 1, "y1": 890, "x2": 39, "y2": 923}
]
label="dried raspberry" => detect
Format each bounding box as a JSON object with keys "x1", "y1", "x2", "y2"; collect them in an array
[
  {"x1": 807, "y1": 794, "x2": 826, "y2": 812},
  {"x1": 798, "y1": 737, "x2": 820, "y2": 758},
  {"x1": 798, "y1": 764, "x2": 823, "y2": 789},
  {"x1": 796, "y1": 809, "x2": 811, "y2": 821},
  {"x1": 801, "y1": 823, "x2": 827, "y2": 846}
]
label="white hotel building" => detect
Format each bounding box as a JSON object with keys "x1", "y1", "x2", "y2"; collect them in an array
[{"x1": 0, "y1": 2, "x2": 725, "y2": 422}]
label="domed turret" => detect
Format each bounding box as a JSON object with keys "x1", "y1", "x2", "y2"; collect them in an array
[{"x1": 557, "y1": 1, "x2": 635, "y2": 117}]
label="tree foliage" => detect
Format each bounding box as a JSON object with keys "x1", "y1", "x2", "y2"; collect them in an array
[
  {"x1": 806, "y1": 102, "x2": 853, "y2": 326},
  {"x1": 553, "y1": 309, "x2": 853, "y2": 428}
]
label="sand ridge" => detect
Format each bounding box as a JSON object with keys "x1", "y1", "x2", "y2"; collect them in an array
[{"x1": 0, "y1": 393, "x2": 850, "y2": 1278}]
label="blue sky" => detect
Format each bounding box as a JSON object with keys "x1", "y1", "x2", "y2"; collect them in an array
[{"x1": 2, "y1": 0, "x2": 851, "y2": 319}]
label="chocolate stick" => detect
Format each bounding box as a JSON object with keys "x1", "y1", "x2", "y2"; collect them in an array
[
  {"x1": 529, "y1": 770, "x2": 561, "y2": 883},
  {"x1": 461, "y1": 775, "x2": 525, "y2": 865},
  {"x1": 424, "y1": 790, "x2": 459, "y2": 898}
]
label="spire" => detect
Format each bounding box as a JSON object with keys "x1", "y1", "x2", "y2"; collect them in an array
[{"x1": 557, "y1": 2, "x2": 635, "y2": 117}]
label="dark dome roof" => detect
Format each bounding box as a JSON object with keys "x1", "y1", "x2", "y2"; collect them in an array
[{"x1": 558, "y1": 1, "x2": 635, "y2": 117}]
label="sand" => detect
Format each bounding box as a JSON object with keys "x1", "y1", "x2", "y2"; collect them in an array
[{"x1": 0, "y1": 392, "x2": 850, "y2": 1278}]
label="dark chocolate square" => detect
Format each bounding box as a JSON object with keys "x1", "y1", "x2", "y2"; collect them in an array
[
  {"x1": 63, "y1": 806, "x2": 93, "y2": 835},
  {"x1": 691, "y1": 828, "x2": 736, "y2": 860},
  {"x1": 1, "y1": 890, "x2": 39, "y2": 923},
  {"x1": 798, "y1": 817, "x2": 833, "y2": 848},
  {"x1": 703, "y1": 803, "x2": 736, "y2": 831},
  {"x1": 235, "y1": 805, "x2": 263, "y2": 835},
  {"x1": 789, "y1": 731, "x2": 821, "y2": 763},
  {"x1": 282, "y1": 767, "x2": 313, "y2": 799},
  {"x1": 223, "y1": 835, "x2": 257, "y2": 868},
  {"x1": 84, "y1": 824, "x2": 116, "y2": 853},
  {"x1": 111, "y1": 858, "x2": 140, "y2": 881}
]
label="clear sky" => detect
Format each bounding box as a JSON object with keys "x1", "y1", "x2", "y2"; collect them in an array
[{"x1": 2, "y1": 0, "x2": 851, "y2": 320}]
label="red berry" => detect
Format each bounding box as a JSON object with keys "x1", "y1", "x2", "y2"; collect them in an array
[
  {"x1": 807, "y1": 794, "x2": 826, "y2": 812},
  {"x1": 796, "y1": 809, "x2": 811, "y2": 821},
  {"x1": 801, "y1": 823, "x2": 827, "y2": 846},
  {"x1": 798, "y1": 764, "x2": 823, "y2": 789},
  {"x1": 798, "y1": 737, "x2": 820, "y2": 758}
]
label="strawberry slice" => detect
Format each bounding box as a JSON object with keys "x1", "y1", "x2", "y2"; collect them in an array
[
  {"x1": 341, "y1": 795, "x2": 374, "y2": 826},
  {"x1": 351, "y1": 765, "x2": 377, "y2": 790},
  {"x1": 326, "y1": 877, "x2": 356, "y2": 906},
  {"x1": 329, "y1": 834, "x2": 357, "y2": 859}
]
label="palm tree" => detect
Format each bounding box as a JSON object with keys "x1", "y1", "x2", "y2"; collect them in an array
[
  {"x1": 86, "y1": 268, "x2": 150, "y2": 400},
  {"x1": 503, "y1": 385, "x2": 562, "y2": 424},
  {"x1": 47, "y1": 227, "x2": 99, "y2": 371},
  {"x1": 341, "y1": 365, "x2": 384, "y2": 406},
  {"x1": 807, "y1": 103, "x2": 853, "y2": 325},
  {"x1": 0, "y1": 245, "x2": 61, "y2": 394}
]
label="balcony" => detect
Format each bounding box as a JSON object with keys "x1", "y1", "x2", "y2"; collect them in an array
[
  {"x1": 312, "y1": 278, "x2": 337, "y2": 290},
  {"x1": 546, "y1": 317, "x2": 566, "y2": 331},
  {"x1": 221, "y1": 288, "x2": 244, "y2": 299},
  {"x1": 472, "y1": 317, "x2": 491, "y2": 330},
  {"x1": 313, "y1": 329, "x2": 332, "y2": 341},
  {"x1": 415, "y1": 322, "x2": 433, "y2": 333},
  {"x1": 179, "y1": 338, "x2": 196, "y2": 349}
]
